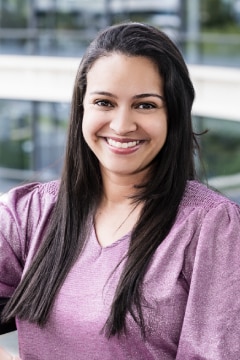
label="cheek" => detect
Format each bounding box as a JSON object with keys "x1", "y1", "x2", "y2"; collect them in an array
[
  {"x1": 82, "y1": 111, "x2": 96, "y2": 134},
  {"x1": 162, "y1": 122, "x2": 168, "y2": 143},
  {"x1": 82, "y1": 114, "x2": 94, "y2": 147},
  {"x1": 81, "y1": 116, "x2": 88, "y2": 141},
  {"x1": 150, "y1": 118, "x2": 168, "y2": 144},
  {"x1": 82, "y1": 110, "x2": 108, "y2": 140},
  {"x1": 82, "y1": 114, "x2": 106, "y2": 150}
]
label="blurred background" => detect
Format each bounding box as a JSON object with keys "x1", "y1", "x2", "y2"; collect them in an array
[
  {"x1": 0, "y1": 0, "x2": 240, "y2": 202},
  {"x1": 0, "y1": 0, "x2": 240, "y2": 354}
]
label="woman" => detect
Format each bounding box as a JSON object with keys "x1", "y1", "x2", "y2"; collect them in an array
[{"x1": 1, "y1": 22, "x2": 240, "y2": 359}]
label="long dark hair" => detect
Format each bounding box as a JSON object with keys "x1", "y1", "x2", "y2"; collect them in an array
[{"x1": 3, "y1": 22, "x2": 197, "y2": 336}]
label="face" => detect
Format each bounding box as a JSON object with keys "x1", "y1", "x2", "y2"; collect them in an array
[{"x1": 82, "y1": 53, "x2": 167, "y2": 181}]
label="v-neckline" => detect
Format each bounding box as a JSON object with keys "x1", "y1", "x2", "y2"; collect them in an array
[{"x1": 91, "y1": 221, "x2": 131, "y2": 250}]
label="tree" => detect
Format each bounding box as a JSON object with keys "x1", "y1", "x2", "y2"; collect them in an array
[{"x1": 201, "y1": 0, "x2": 234, "y2": 28}]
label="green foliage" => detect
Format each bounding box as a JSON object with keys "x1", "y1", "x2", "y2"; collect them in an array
[
  {"x1": 196, "y1": 118, "x2": 240, "y2": 178},
  {"x1": 0, "y1": 0, "x2": 28, "y2": 28},
  {"x1": 201, "y1": 0, "x2": 235, "y2": 28},
  {"x1": 0, "y1": 140, "x2": 30, "y2": 169}
]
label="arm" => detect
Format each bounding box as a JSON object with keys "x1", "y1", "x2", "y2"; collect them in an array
[
  {"x1": 177, "y1": 202, "x2": 240, "y2": 359},
  {"x1": 0, "y1": 182, "x2": 45, "y2": 300},
  {"x1": 0, "y1": 196, "x2": 24, "y2": 299}
]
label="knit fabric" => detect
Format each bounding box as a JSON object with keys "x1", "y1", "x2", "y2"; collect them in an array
[{"x1": 0, "y1": 180, "x2": 240, "y2": 359}]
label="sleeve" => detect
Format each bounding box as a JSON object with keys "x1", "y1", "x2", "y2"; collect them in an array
[
  {"x1": 0, "y1": 183, "x2": 43, "y2": 297},
  {"x1": 176, "y1": 202, "x2": 240, "y2": 359}
]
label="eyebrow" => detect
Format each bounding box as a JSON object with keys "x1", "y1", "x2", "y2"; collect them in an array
[
  {"x1": 134, "y1": 93, "x2": 165, "y2": 101},
  {"x1": 90, "y1": 91, "x2": 165, "y2": 101}
]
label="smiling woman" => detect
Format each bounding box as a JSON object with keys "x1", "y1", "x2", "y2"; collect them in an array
[
  {"x1": 1, "y1": 22, "x2": 240, "y2": 360},
  {"x1": 82, "y1": 54, "x2": 167, "y2": 180}
]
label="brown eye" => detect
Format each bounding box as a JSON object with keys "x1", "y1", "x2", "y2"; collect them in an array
[
  {"x1": 95, "y1": 100, "x2": 113, "y2": 107},
  {"x1": 137, "y1": 103, "x2": 156, "y2": 110}
]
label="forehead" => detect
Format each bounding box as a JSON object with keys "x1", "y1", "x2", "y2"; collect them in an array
[
  {"x1": 85, "y1": 53, "x2": 163, "y2": 93},
  {"x1": 88, "y1": 52, "x2": 159, "y2": 74}
]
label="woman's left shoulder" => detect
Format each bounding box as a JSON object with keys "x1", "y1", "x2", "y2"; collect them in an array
[
  {"x1": 181, "y1": 180, "x2": 240, "y2": 214},
  {"x1": 177, "y1": 182, "x2": 240, "y2": 359}
]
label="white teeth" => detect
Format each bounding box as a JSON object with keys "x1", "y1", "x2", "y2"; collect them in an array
[{"x1": 107, "y1": 138, "x2": 140, "y2": 149}]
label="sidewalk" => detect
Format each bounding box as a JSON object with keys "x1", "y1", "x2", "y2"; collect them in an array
[{"x1": 0, "y1": 332, "x2": 19, "y2": 356}]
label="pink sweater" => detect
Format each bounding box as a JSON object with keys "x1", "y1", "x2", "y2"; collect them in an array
[{"x1": 0, "y1": 180, "x2": 240, "y2": 359}]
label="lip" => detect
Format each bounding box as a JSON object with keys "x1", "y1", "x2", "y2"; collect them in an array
[
  {"x1": 105, "y1": 136, "x2": 143, "y2": 142},
  {"x1": 107, "y1": 137, "x2": 141, "y2": 148},
  {"x1": 104, "y1": 137, "x2": 144, "y2": 154}
]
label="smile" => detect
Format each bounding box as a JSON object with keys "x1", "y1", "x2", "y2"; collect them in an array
[{"x1": 107, "y1": 138, "x2": 141, "y2": 149}]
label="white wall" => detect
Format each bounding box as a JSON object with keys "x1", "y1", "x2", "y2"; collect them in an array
[{"x1": 0, "y1": 54, "x2": 239, "y2": 122}]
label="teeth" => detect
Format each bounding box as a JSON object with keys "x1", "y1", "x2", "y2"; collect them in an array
[{"x1": 107, "y1": 138, "x2": 140, "y2": 149}]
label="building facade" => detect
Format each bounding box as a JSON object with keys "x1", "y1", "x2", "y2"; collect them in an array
[{"x1": 0, "y1": 0, "x2": 240, "y2": 203}]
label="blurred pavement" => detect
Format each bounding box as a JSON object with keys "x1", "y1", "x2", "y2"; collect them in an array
[{"x1": 0, "y1": 332, "x2": 19, "y2": 356}]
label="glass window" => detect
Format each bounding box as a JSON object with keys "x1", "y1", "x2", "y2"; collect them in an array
[
  {"x1": 0, "y1": 99, "x2": 69, "y2": 181},
  {"x1": 0, "y1": 100, "x2": 32, "y2": 170},
  {"x1": 194, "y1": 116, "x2": 240, "y2": 204},
  {"x1": 33, "y1": 102, "x2": 69, "y2": 178}
]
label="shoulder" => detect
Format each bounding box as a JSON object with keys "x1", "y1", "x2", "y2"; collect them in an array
[
  {"x1": 177, "y1": 181, "x2": 240, "y2": 285},
  {"x1": 0, "y1": 180, "x2": 59, "y2": 208},
  {"x1": 175, "y1": 180, "x2": 240, "y2": 241},
  {"x1": 179, "y1": 179, "x2": 240, "y2": 254},
  {"x1": 0, "y1": 180, "x2": 60, "y2": 229},
  {"x1": 179, "y1": 180, "x2": 240, "y2": 215},
  {"x1": 0, "y1": 180, "x2": 60, "y2": 262}
]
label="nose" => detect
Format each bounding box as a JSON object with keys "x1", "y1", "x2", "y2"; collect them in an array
[{"x1": 109, "y1": 107, "x2": 137, "y2": 135}]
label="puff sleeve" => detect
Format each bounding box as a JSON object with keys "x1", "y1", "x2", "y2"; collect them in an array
[
  {"x1": 0, "y1": 182, "x2": 57, "y2": 298},
  {"x1": 177, "y1": 202, "x2": 240, "y2": 359}
]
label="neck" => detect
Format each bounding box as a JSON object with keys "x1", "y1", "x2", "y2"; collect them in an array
[
  {"x1": 95, "y1": 171, "x2": 145, "y2": 247},
  {"x1": 100, "y1": 169, "x2": 147, "y2": 206}
]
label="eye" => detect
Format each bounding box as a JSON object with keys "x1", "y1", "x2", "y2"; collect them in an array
[
  {"x1": 95, "y1": 99, "x2": 113, "y2": 108},
  {"x1": 136, "y1": 102, "x2": 156, "y2": 110}
]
